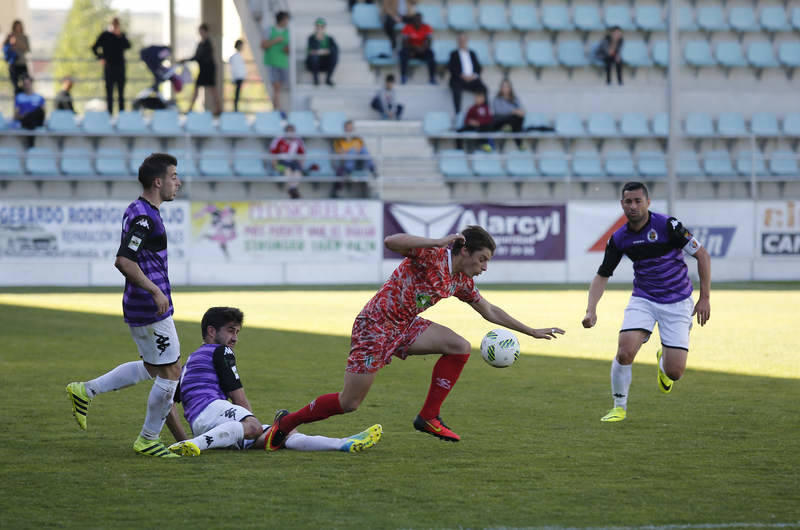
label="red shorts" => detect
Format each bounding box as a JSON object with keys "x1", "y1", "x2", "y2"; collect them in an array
[{"x1": 346, "y1": 316, "x2": 433, "y2": 374}]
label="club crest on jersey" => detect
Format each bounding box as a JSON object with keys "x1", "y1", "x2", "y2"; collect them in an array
[
  {"x1": 647, "y1": 228, "x2": 658, "y2": 242},
  {"x1": 415, "y1": 292, "x2": 433, "y2": 309},
  {"x1": 128, "y1": 235, "x2": 142, "y2": 251}
]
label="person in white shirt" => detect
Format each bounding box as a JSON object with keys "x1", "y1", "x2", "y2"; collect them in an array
[
  {"x1": 228, "y1": 40, "x2": 247, "y2": 112},
  {"x1": 447, "y1": 34, "x2": 486, "y2": 113}
]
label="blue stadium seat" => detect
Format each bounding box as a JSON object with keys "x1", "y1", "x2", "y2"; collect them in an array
[
  {"x1": 635, "y1": 6, "x2": 665, "y2": 31},
  {"x1": 558, "y1": 40, "x2": 589, "y2": 67},
  {"x1": 677, "y1": 150, "x2": 702, "y2": 177},
  {"x1": 685, "y1": 112, "x2": 714, "y2": 136},
  {"x1": 587, "y1": 113, "x2": 617, "y2": 136},
  {"x1": 172, "y1": 149, "x2": 198, "y2": 177},
  {"x1": 637, "y1": 150, "x2": 667, "y2": 178},
  {"x1": 199, "y1": 149, "x2": 232, "y2": 177},
  {"x1": 751, "y1": 112, "x2": 780, "y2": 136},
  {"x1": 697, "y1": 6, "x2": 729, "y2": 31},
  {"x1": 538, "y1": 150, "x2": 569, "y2": 177},
  {"x1": 735, "y1": 150, "x2": 768, "y2": 176},
  {"x1": 715, "y1": 41, "x2": 746, "y2": 67},
  {"x1": 679, "y1": 6, "x2": 698, "y2": 31},
  {"x1": 793, "y1": 7, "x2": 800, "y2": 30},
  {"x1": 494, "y1": 40, "x2": 526, "y2": 68},
  {"x1": 604, "y1": 150, "x2": 635, "y2": 177},
  {"x1": 116, "y1": 111, "x2": 148, "y2": 134},
  {"x1": 288, "y1": 111, "x2": 317, "y2": 135},
  {"x1": 652, "y1": 112, "x2": 669, "y2": 136},
  {"x1": 523, "y1": 113, "x2": 551, "y2": 130},
  {"x1": 320, "y1": 111, "x2": 347, "y2": 135},
  {"x1": 526, "y1": 40, "x2": 558, "y2": 67},
  {"x1": 783, "y1": 112, "x2": 800, "y2": 136},
  {"x1": 760, "y1": 7, "x2": 792, "y2": 32},
  {"x1": 472, "y1": 153, "x2": 505, "y2": 177},
  {"x1": 479, "y1": 4, "x2": 511, "y2": 31},
  {"x1": 184, "y1": 111, "x2": 216, "y2": 135},
  {"x1": 729, "y1": 7, "x2": 760, "y2": 32},
  {"x1": 542, "y1": 5, "x2": 574, "y2": 31},
  {"x1": 769, "y1": 150, "x2": 799, "y2": 176},
  {"x1": 685, "y1": 40, "x2": 716, "y2": 67},
  {"x1": 574, "y1": 5, "x2": 604, "y2": 32},
  {"x1": 0, "y1": 146, "x2": 23, "y2": 175},
  {"x1": 604, "y1": 5, "x2": 636, "y2": 31},
  {"x1": 572, "y1": 150, "x2": 605, "y2": 177},
  {"x1": 253, "y1": 111, "x2": 283, "y2": 136},
  {"x1": 0, "y1": 111, "x2": 6, "y2": 130},
  {"x1": 352, "y1": 3, "x2": 382, "y2": 30},
  {"x1": 439, "y1": 149, "x2": 472, "y2": 177},
  {"x1": 620, "y1": 112, "x2": 650, "y2": 136},
  {"x1": 423, "y1": 111, "x2": 452, "y2": 135},
  {"x1": 747, "y1": 41, "x2": 779, "y2": 68},
  {"x1": 151, "y1": 109, "x2": 182, "y2": 135},
  {"x1": 506, "y1": 151, "x2": 538, "y2": 177},
  {"x1": 448, "y1": 4, "x2": 479, "y2": 31},
  {"x1": 717, "y1": 112, "x2": 747, "y2": 136},
  {"x1": 432, "y1": 39, "x2": 456, "y2": 65},
  {"x1": 470, "y1": 40, "x2": 493, "y2": 66},
  {"x1": 652, "y1": 40, "x2": 668, "y2": 67},
  {"x1": 219, "y1": 112, "x2": 251, "y2": 135},
  {"x1": 555, "y1": 113, "x2": 585, "y2": 136},
  {"x1": 232, "y1": 148, "x2": 267, "y2": 178},
  {"x1": 703, "y1": 150, "x2": 735, "y2": 177},
  {"x1": 364, "y1": 39, "x2": 397, "y2": 66},
  {"x1": 510, "y1": 4, "x2": 542, "y2": 31},
  {"x1": 47, "y1": 110, "x2": 79, "y2": 132},
  {"x1": 96, "y1": 147, "x2": 128, "y2": 176},
  {"x1": 26, "y1": 146, "x2": 59, "y2": 176},
  {"x1": 416, "y1": 4, "x2": 447, "y2": 31},
  {"x1": 621, "y1": 40, "x2": 652, "y2": 67},
  {"x1": 778, "y1": 42, "x2": 800, "y2": 68},
  {"x1": 82, "y1": 111, "x2": 113, "y2": 135},
  {"x1": 129, "y1": 148, "x2": 150, "y2": 175},
  {"x1": 305, "y1": 148, "x2": 335, "y2": 177}
]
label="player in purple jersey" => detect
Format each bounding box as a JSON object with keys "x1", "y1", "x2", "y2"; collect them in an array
[
  {"x1": 66, "y1": 153, "x2": 187, "y2": 458},
  {"x1": 166, "y1": 307, "x2": 382, "y2": 456},
  {"x1": 582, "y1": 182, "x2": 711, "y2": 422}
]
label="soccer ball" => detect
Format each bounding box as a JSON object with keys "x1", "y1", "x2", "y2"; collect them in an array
[{"x1": 480, "y1": 329, "x2": 520, "y2": 368}]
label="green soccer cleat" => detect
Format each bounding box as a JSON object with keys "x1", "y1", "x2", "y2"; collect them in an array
[
  {"x1": 133, "y1": 436, "x2": 180, "y2": 458},
  {"x1": 66, "y1": 382, "x2": 91, "y2": 431},
  {"x1": 339, "y1": 424, "x2": 383, "y2": 453},
  {"x1": 656, "y1": 348, "x2": 673, "y2": 394},
  {"x1": 601, "y1": 406, "x2": 627, "y2": 422},
  {"x1": 168, "y1": 440, "x2": 201, "y2": 457}
]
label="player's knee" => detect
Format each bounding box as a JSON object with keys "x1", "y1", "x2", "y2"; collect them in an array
[
  {"x1": 241, "y1": 417, "x2": 263, "y2": 439},
  {"x1": 446, "y1": 336, "x2": 471, "y2": 356},
  {"x1": 665, "y1": 365, "x2": 684, "y2": 381},
  {"x1": 339, "y1": 395, "x2": 361, "y2": 413},
  {"x1": 615, "y1": 350, "x2": 636, "y2": 365}
]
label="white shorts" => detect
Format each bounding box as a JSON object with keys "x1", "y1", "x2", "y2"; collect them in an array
[
  {"x1": 191, "y1": 399, "x2": 255, "y2": 441},
  {"x1": 129, "y1": 316, "x2": 181, "y2": 366},
  {"x1": 621, "y1": 295, "x2": 694, "y2": 351}
]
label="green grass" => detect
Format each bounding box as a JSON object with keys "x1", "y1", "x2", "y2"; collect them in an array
[{"x1": 1, "y1": 287, "x2": 799, "y2": 529}]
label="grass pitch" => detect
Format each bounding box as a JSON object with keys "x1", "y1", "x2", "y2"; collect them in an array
[{"x1": 1, "y1": 285, "x2": 798, "y2": 529}]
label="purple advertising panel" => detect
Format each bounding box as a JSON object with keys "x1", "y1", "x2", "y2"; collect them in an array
[{"x1": 383, "y1": 203, "x2": 566, "y2": 260}]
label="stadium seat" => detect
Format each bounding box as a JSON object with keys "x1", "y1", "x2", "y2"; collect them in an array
[
  {"x1": 0, "y1": 111, "x2": 5, "y2": 130},
  {"x1": 604, "y1": 150, "x2": 635, "y2": 177},
  {"x1": 151, "y1": 109, "x2": 182, "y2": 135},
  {"x1": 587, "y1": 113, "x2": 617, "y2": 136},
  {"x1": 506, "y1": 151, "x2": 538, "y2": 177},
  {"x1": 541, "y1": 5, "x2": 574, "y2": 31},
  {"x1": 523, "y1": 113, "x2": 551, "y2": 130},
  {"x1": 423, "y1": 111, "x2": 452, "y2": 135},
  {"x1": 470, "y1": 40, "x2": 493, "y2": 66},
  {"x1": 170, "y1": 148, "x2": 199, "y2": 178},
  {"x1": 82, "y1": 111, "x2": 113, "y2": 135},
  {"x1": 219, "y1": 112, "x2": 251, "y2": 135},
  {"x1": 364, "y1": 39, "x2": 397, "y2": 66},
  {"x1": 320, "y1": 111, "x2": 347, "y2": 135},
  {"x1": 574, "y1": 5, "x2": 604, "y2": 32},
  {"x1": 432, "y1": 39, "x2": 456, "y2": 65},
  {"x1": 305, "y1": 148, "x2": 335, "y2": 177},
  {"x1": 526, "y1": 40, "x2": 558, "y2": 67},
  {"x1": 439, "y1": 149, "x2": 472, "y2": 177},
  {"x1": 729, "y1": 7, "x2": 760, "y2": 32},
  {"x1": 416, "y1": 4, "x2": 447, "y2": 31},
  {"x1": 572, "y1": 150, "x2": 604, "y2": 177},
  {"x1": 352, "y1": 3, "x2": 381, "y2": 30},
  {"x1": 96, "y1": 147, "x2": 129, "y2": 176},
  {"x1": 479, "y1": 4, "x2": 511, "y2": 31},
  {"x1": 747, "y1": 42, "x2": 779, "y2": 68},
  {"x1": 685, "y1": 40, "x2": 716, "y2": 67},
  {"x1": 717, "y1": 112, "x2": 747, "y2": 136},
  {"x1": 253, "y1": 111, "x2": 283, "y2": 136},
  {"x1": 115, "y1": 110, "x2": 148, "y2": 134},
  {"x1": 735, "y1": 150, "x2": 768, "y2": 176},
  {"x1": 637, "y1": 150, "x2": 667, "y2": 177},
  {"x1": 782, "y1": 112, "x2": 800, "y2": 136},
  {"x1": 652, "y1": 113, "x2": 669, "y2": 136},
  {"x1": 555, "y1": 113, "x2": 585, "y2": 136},
  {"x1": 620, "y1": 112, "x2": 650, "y2": 136},
  {"x1": 677, "y1": 150, "x2": 702, "y2": 177},
  {"x1": 715, "y1": 41, "x2": 746, "y2": 68},
  {"x1": 233, "y1": 146, "x2": 267, "y2": 178},
  {"x1": 494, "y1": 40, "x2": 526, "y2": 68},
  {"x1": 604, "y1": 5, "x2": 636, "y2": 31},
  {"x1": 685, "y1": 112, "x2": 715, "y2": 137},
  {"x1": 697, "y1": 6, "x2": 728, "y2": 31},
  {"x1": 760, "y1": 6, "x2": 792, "y2": 32},
  {"x1": 635, "y1": 5, "x2": 665, "y2": 31},
  {"x1": 557, "y1": 40, "x2": 589, "y2": 68},
  {"x1": 679, "y1": 6, "x2": 698, "y2": 31},
  {"x1": 703, "y1": 150, "x2": 735, "y2": 177},
  {"x1": 778, "y1": 42, "x2": 800, "y2": 68},
  {"x1": 47, "y1": 110, "x2": 79, "y2": 132},
  {"x1": 769, "y1": 150, "x2": 799, "y2": 176},
  {"x1": 448, "y1": 4, "x2": 479, "y2": 31},
  {"x1": 538, "y1": 150, "x2": 569, "y2": 177},
  {"x1": 185, "y1": 111, "x2": 216, "y2": 135},
  {"x1": 793, "y1": 7, "x2": 800, "y2": 30},
  {"x1": 26, "y1": 146, "x2": 59, "y2": 176},
  {"x1": 472, "y1": 153, "x2": 505, "y2": 177},
  {"x1": 199, "y1": 149, "x2": 232, "y2": 177},
  {"x1": 128, "y1": 148, "x2": 150, "y2": 175},
  {"x1": 751, "y1": 112, "x2": 780, "y2": 136},
  {"x1": 652, "y1": 40, "x2": 668, "y2": 67},
  {"x1": 510, "y1": 4, "x2": 542, "y2": 31},
  {"x1": 287, "y1": 111, "x2": 317, "y2": 135},
  {"x1": 621, "y1": 40, "x2": 652, "y2": 67},
  {"x1": 0, "y1": 146, "x2": 23, "y2": 175}
]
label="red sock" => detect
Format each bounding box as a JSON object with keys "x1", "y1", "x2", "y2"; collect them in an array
[
  {"x1": 419, "y1": 354, "x2": 470, "y2": 420},
  {"x1": 279, "y1": 392, "x2": 344, "y2": 433}
]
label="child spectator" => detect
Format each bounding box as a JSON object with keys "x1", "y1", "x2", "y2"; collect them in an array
[
  {"x1": 229, "y1": 39, "x2": 247, "y2": 112},
  {"x1": 457, "y1": 90, "x2": 493, "y2": 152},
  {"x1": 54, "y1": 76, "x2": 75, "y2": 113},
  {"x1": 14, "y1": 76, "x2": 45, "y2": 147},
  {"x1": 305, "y1": 18, "x2": 338, "y2": 86},
  {"x1": 270, "y1": 124, "x2": 306, "y2": 199},
  {"x1": 371, "y1": 74, "x2": 404, "y2": 120}
]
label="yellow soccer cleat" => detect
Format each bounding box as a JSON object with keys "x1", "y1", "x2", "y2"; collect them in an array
[
  {"x1": 168, "y1": 440, "x2": 201, "y2": 457},
  {"x1": 66, "y1": 382, "x2": 91, "y2": 431},
  {"x1": 656, "y1": 348, "x2": 673, "y2": 394},
  {"x1": 340, "y1": 424, "x2": 383, "y2": 453},
  {"x1": 133, "y1": 436, "x2": 180, "y2": 458},
  {"x1": 600, "y1": 406, "x2": 627, "y2": 422}
]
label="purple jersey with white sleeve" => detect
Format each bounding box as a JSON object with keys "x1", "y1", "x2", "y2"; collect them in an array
[
  {"x1": 116, "y1": 197, "x2": 172, "y2": 326},
  {"x1": 177, "y1": 343, "x2": 243, "y2": 427},
  {"x1": 597, "y1": 211, "x2": 701, "y2": 304}
]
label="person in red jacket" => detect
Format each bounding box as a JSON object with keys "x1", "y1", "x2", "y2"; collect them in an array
[
  {"x1": 456, "y1": 90, "x2": 494, "y2": 152},
  {"x1": 269, "y1": 124, "x2": 306, "y2": 199}
]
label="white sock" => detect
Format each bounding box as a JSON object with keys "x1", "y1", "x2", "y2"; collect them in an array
[
  {"x1": 284, "y1": 432, "x2": 347, "y2": 452},
  {"x1": 611, "y1": 358, "x2": 632, "y2": 409},
  {"x1": 191, "y1": 421, "x2": 244, "y2": 450},
  {"x1": 140, "y1": 376, "x2": 178, "y2": 440},
  {"x1": 85, "y1": 361, "x2": 151, "y2": 398}
]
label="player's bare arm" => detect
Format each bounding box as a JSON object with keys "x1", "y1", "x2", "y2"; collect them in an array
[
  {"x1": 227, "y1": 388, "x2": 253, "y2": 413},
  {"x1": 384, "y1": 232, "x2": 465, "y2": 256},
  {"x1": 582, "y1": 274, "x2": 610, "y2": 328},
  {"x1": 114, "y1": 256, "x2": 169, "y2": 315},
  {"x1": 692, "y1": 247, "x2": 711, "y2": 326},
  {"x1": 470, "y1": 297, "x2": 565, "y2": 340}
]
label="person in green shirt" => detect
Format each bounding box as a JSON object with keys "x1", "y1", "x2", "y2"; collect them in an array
[{"x1": 261, "y1": 11, "x2": 290, "y2": 112}]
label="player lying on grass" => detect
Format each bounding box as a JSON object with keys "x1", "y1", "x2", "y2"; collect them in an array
[
  {"x1": 167, "y1": 306, "x2": 382, "y2": 456},
  {"x1": 263, "y1": 225, "x2": 566, "y2": 449}
]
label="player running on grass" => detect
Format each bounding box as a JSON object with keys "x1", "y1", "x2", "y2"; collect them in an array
[
  {"x1": 167, "y1": 306, "x2": 382, "y2": 456},
  {"x1": 582, "y1": 181, "x2": 711, "y2": 422},
  {"x1": 264, "y1": 225, "x2": 565, "y2": 449},
  {"x1": 67, "y1": 153, "x2": 187, "y2": 457}
]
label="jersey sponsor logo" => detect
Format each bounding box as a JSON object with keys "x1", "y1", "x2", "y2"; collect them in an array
[
  {"x1": 762, "y1": 233, "x2": 800, "y2": 255},
  {"x1": 647, "y1": 228, "x2": 659, "y2": 242},
  {"x1": 415, "y1": 292, "x2": 433, "y2": 309},
  {"x1": 136, "y1": 218, "x2": 150, "y2": 230},
  {"x1": 154, "y1": 331, "x2": 170, "y2": 355},
  {"x1": 689, "y1": 227, "x2": 736, "y2": 257},
  {"x1": 128, "y1": 235, "x2": 142, "y2": 251}
]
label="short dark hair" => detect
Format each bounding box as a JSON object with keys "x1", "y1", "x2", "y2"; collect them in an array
[
  {"x1": 386, "y1": 74, "x2": 395, "y2": 83},
  {"x1": 234, "y1": 39, "x2": 243, "y2": 49},
  {"x1": 284, "y1": 123, "x2": 295, "y2": 132},
  {"x1": 201, "y1": 307, "x2": 244, "y2": 340},
  {"x1": 276, "y1": 11, "x2": 289, "y2": 23},
  {"x1": 453, "y1": 225, "x2": 496, "y2": 255},
  {"x1": 138, "y1": 153, "x2": 177, "y2": 189},
  {"x1": 199, "y1": 23, "x2": 209, "y2": 32},
  {"x1": 621, "y1": 181, "x2": 649, "y2": 199}
]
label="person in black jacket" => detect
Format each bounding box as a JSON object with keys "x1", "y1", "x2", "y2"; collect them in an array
[
  {"x1": 183, "y1": 23, "x2": 221, "y2": 114},
  {"x1": 595, "y1": 26, "x2": 624, "y2": 86},
  {"x1": 305, "y1": 18, "x2": 338, "y2": 86},
  {"x1": 447, "y1": 34, "x2": 486, "y2": 113},
  {"x1": 92, "y1": 17, "x2": 130, "y2": 114}
]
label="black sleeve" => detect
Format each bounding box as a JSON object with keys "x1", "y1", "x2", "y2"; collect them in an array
[
  {"x1": 447, "y1": 51, "x2": 459, "y2": 78},
  {"x1": 471, "y1": 50, "x2": 482, "y2": 75},
  {"x1": 666, "y1": 217, "x2": 693, "y2": 249},
  {"x1": 597, "y1": 236, "x2": 625, "y2": 277},
  {"x1": 91, "y1": 32, "x2": 104, "y2": 59},
  {"x1": 121, "y1": 33, "x2": 131, "y2": 50},
  {"x1": 212, "y1": 345, "x2": 243, "y2": 394},
  {"x1": 116, "y1": 214, "x2": 155, "y2": 261}
]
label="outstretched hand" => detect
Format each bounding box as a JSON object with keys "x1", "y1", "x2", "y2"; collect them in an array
[
  {"x1": 581, "y1": 312, "x2": 597, "y2": 328},
  {"x1": 436, "y1": 233, "x2": 466, "y2": 248},
  {"x1": 530, "y1": 327, "x2": 565, "y2": 340}
]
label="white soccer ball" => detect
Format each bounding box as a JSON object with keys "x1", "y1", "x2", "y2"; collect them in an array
[{"x1": 480, "y1": 329, "x2": 520, "y2": 368}]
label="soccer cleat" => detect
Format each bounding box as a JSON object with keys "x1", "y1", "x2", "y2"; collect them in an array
[
  {"x1": 167, "y1": 440, "x2": 201, "y2": 457},
  {"x1": 600, "y1": 406, "x2": 627, "y2": 422},
  {"x1": 264, "y1": 409, "x2": 290, "y2": 452},
  {"x1": 133, "y1": 436, "x2": 180, "y2": 458},
  {"x1": 656, "y1": 348, "x2": 673, "y2": 394},
  {"x1": 66, "y1": 382, "x2": 91, "y2": 430},
  {"x1": 413, "y1": 415, "x2": 460, "y2": 442},
  {"x1": 340, "y1": 424, "x2": 383, "y2": 453}
]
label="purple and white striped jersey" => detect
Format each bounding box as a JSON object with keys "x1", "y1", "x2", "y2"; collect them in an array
[
  {"x1": 598, "y1": 211, "x2": 701, "y2": 304},
  {"x1": 116, "y1": 197, "x2": 173, "y2": 326},
  {"x1": 177, "y1": 343, "x2": 243, "y2": 427}
]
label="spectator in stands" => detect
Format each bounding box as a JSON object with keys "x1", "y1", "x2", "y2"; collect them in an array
[
  {"x1": 183, "y1": 23, "x2": 222, "y2": 115},
  {"x1": 448, "y1": 34, "x2": 486, "y2": 113},
  {"x1": 595, "y1": 26, "x2": 624, "y2": 86},
  {"x1": 305, "y1": 18, "x2": 338, "y2": 87},
  {"x1": 4, "y1": 20, "x2": 30, "y2": 95},
  {"x1": 54, "y1": 76, "x2": 75, "y2": 113},
  {"x1": 492, "y1": 79, "x2": 525, "y2": 148},
  {"x1": 92, "y1": 17, "x2": 131, "y2": 114},
  {"x1": 382, "y1": 0, "x2": 417, "y2": 50},
  {"x1": 270, "y1": 124, "x2": 306, "y2": 200},
  {"x1": 229, "y1": 39, "x2": 246, "y2": 112},
  {"x1": 456, "y1": 90, "x2": 493, "y2": 152},
  {"x1": 371, "y1": 74, "x2": 404, "y2": 120},
  {"x1": 399, "y1": 13, "x2": 436, "y2": 85},
  {"x1": 262, "y1": 11, "x2": 290, "y2": 114},
  {"x1": 14, "y1": 76, "x2": 45, "y2": 147},
  {"x1": 332, "y1": 120, "x2": 377, "y2": 198},
  {"x1": 349, "y1": 0, "x2": 374, "y2": 9}
]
